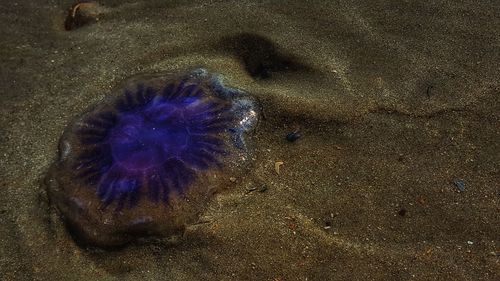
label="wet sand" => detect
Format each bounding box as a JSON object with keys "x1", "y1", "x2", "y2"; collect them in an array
[{"x1": 0, "y1": 0, "x2": 499, "y2": 280}]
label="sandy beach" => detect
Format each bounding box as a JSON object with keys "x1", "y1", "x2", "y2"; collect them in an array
[{"x1": 0, "y1": 0, "x2": 499, "y2": 280}]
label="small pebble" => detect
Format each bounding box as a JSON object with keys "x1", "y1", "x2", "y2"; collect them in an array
[
  {"x1": 453, "y1": 179, "x2": 466, "y2": 192},
  {"x1": 286, "y1": 131, "x2": 301, "y2": 142},
  {"x1": 258, "y1": 185, "x2": 268, "y2": 192}
]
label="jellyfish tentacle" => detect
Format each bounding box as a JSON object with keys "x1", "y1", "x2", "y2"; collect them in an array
[
  {"x1": 146, "y1": 172, "x2": 161, "y2": 202},
  {"x1": 180, "y1": 84, "x2": 198, "y2": 97},
  {"x1": 161, "y1": 83, "x2": 175, "y2": 99},
  {"x1": 157, "y1": 167, "x2": 172, "y2": 202},
  {"x1": 166, "y1": 82, "x2": 189, "y2": 100},
  {"x1": 95, "y1": 111, "x2": 118, "y2": 126},
  {"x1": 144, "y1": 87, "x2": 157, "y2": 103}
]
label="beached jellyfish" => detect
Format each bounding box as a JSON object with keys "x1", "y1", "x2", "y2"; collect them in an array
[{"x1": 45, "y1": 69, "x2": 258, "y2": 247}]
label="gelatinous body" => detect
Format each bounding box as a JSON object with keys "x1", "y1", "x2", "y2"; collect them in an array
[
  {"x1": 45, "y1": 70, "x2": 258, "y2": 247},
  {"x1": 75, "y1": 81, "x2": 231, "y2": 209}
]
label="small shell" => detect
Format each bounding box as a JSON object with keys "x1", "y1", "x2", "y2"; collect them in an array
[{"x1": 274, "y1": 161, "x2": 284, "y2": 175}]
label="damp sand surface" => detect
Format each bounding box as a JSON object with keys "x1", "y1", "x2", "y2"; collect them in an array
[{"x1": 1, "y1": 1, "x2": 499, "y2": 280}]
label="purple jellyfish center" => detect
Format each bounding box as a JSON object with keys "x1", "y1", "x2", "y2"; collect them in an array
[{"x1": 108, "y1": 109, "x2": 189, "y2": 171}]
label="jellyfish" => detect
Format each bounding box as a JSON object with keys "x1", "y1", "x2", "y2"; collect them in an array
[{"x1": 45, "y1": 69, "x2": 258, "y2": 247}]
